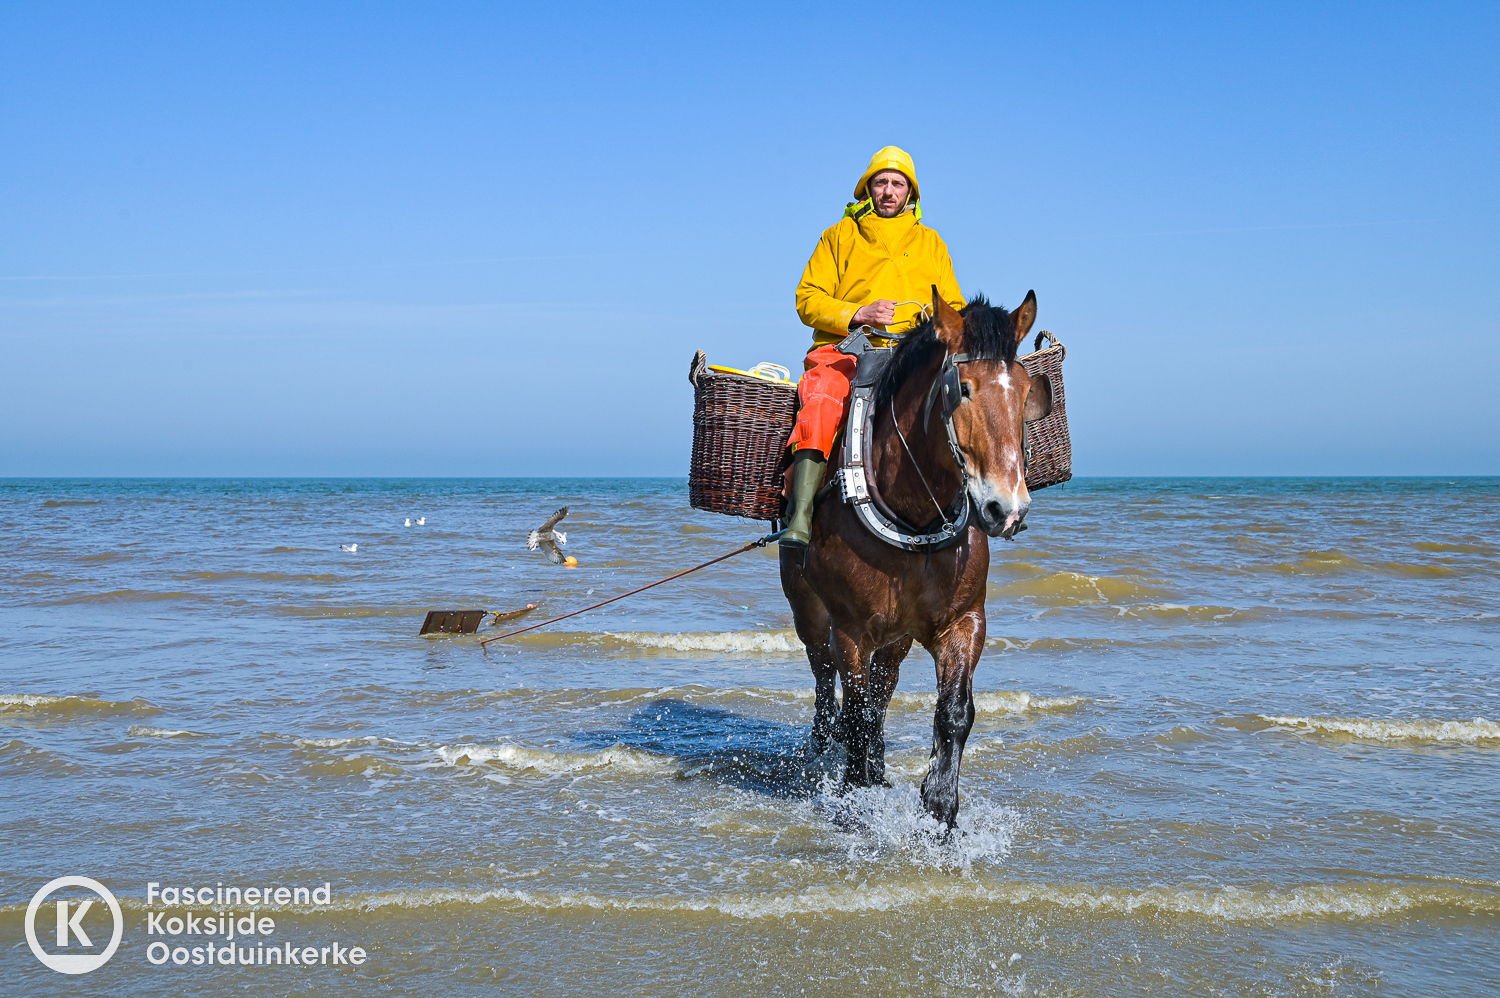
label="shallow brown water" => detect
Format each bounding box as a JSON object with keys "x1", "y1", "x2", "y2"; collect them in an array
[{"x1": 2, "y1": 477, "x2": 1497, "y2": 995}]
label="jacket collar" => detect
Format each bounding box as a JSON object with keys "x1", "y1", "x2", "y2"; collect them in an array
[{"x1": 843, "y1": 198, "x2": 923, "y2": 223}]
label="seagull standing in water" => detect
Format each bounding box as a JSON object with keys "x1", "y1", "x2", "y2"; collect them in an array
[
  {"x1": 416, "y1": 517, "x2": 425, "y2": 526},
  {"x1": 341, "y1": 543, "x2": 358, "y2": 553},
  {"x1": 527, "y1": 507, "x2": 570, "y2": 564}
]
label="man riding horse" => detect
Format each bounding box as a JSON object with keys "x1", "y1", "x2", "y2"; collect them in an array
[{"x1": 782, "y1": 145, "x2": 967, "y2": 550}]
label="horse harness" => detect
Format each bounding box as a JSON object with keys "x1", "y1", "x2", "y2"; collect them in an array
[{"x1": 832, "y1": 327, "x2": 976, "y2": 553}]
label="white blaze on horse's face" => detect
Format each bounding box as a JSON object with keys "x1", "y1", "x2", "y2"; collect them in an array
[{"x1": 958, "y1": 358, "x2": 1033, "y2": 539}]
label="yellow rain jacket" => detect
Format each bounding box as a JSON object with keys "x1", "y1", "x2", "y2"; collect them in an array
[{"x1": 795, "y1": 201, "x2": 964, "y2": 347}]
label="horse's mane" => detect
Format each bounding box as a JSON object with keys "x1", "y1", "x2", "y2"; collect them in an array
[{"x1": 873, "y1": 295, "x2": 1018, "y2": 410}]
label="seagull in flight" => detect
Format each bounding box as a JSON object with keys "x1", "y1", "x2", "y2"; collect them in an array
[
  {"x1": 341, "y1": 543, "x2": 358, "y2": 553},
  {"x1": 527, "y1": 507, "x2": 569, "y2": 564}
]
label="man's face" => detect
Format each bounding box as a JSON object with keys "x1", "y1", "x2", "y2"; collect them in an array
[{"x1": 868, "y1": 170, "x2": 911, "y2": 217}]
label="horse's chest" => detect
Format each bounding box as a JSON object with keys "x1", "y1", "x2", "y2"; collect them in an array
[{"x1": 814, "y1": 554, "x2": 984, "y2": 636}]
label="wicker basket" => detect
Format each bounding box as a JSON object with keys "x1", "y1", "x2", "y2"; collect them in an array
[
  {"x1": 687, "y1": 351, "x2": 797, "y2": 521},
  {"x1": 1019, "y1": 331, "x2": 1072, "y2": 490}
]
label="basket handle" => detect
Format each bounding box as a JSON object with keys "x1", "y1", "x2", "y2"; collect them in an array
[
  {"x1": 748, "y1": 362, "x2": 792, "y2": 383},
  {"x1": 689, "y1": 349, "x2": 707, "y2": 387},
  {"x1": 1032, "y1": 330, "x2": 1066, "y2": 358}
]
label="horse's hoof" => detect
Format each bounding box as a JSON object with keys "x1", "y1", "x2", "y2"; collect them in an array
[{"x1": 920, "y1": 786, "x2": 959, "y2": 829}]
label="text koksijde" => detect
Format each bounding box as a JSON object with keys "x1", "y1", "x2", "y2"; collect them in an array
[{"x1": 143, "y1": 881, "x2": 367, "y2": 969}]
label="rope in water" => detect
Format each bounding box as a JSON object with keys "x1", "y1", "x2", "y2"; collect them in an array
[{"x1": 479, "y1": 532, "x2": 782, "y2": 652}]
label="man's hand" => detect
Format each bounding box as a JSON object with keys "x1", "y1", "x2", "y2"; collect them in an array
[{"x1": 851, "y1": 299, "x2": 898, "y2": 328}]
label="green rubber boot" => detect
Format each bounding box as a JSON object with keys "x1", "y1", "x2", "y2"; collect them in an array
[{"x1": 780, "y1": 450, "x2": 826, "y2": 550}]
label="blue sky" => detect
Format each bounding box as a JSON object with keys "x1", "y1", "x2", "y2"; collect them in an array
[{"x1": 2, "y1": 2, "x2": 1496, "y2": 476}]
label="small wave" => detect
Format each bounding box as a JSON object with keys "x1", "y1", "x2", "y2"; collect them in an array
[
  {"x1": 1115, "y1": 603, "x2": 1246, "y2": 621},
  {"x1": 1264, "y1": 550, "x2": 1456, "y2": 578},
  {"x1": 434, "y1": 742, "x2": 678, "y2": 776},
  {"x1": 0, "y1": 694, "x2": 158, "y2": 715},
  {"x1": 889, "y1": 691, "x2": 1086, "y2": 715},
  {"x1": 273, "y1": 605, "x2": 410, "y2": 619},
  {"x1": 0, "y1": 738, "x2": 84, "y2": 775},
  {"x1": 127, "y1": 725, "x2": 206, "y2": 739},
  {"x1": 608, "y1": 630, "x2": 805, "y2": 653},
  {"x1": 348, "y1": 879, "x2": 1500, "y2": 923},
  {"x1": 1412, "y1": 541, "x2": 1495, "y2": 556},
  {"x1": 292, "y1": 735, "x2": 405, "y2": 749},
  {"x1": 1256, "y1": 715, "x2": 1500, "y2": 746},
  {"x1": 988, "y1": 571, "x2": 1169, "y2": 607},
  {"x1": 183, "y1": 570, "x2": 340, "y2": 584},
  {"x1": 41, "y1": 499, "x2": 101, "y2": 507},
  {"x1": 304, "y1": 755, "x2": 407, "y2": 778},
  {"x1": 46, "y1": 590, "x2": 209, "y2": 606}
]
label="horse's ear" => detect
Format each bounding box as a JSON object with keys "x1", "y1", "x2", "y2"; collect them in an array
[
  {"x1": 932, "y1": 285, "x2": 964, "y2": 351},
  {"x1": 1012, "y1": 290, "x2": 1037, "y2": 344}
]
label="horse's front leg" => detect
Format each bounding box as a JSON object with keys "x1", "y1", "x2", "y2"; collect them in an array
[
  {"x1": 920, "y1": 603, "x2": 986, "y2": 828},
  {"x1": 830, "y1": 627, "x2": 884, "y2": 789},
  {"x1": 860, "y1": 637, "x2": 912, "y2": 787}
]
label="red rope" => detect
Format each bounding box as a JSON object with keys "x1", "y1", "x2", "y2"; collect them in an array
[{"x1": 480, "y1": 537, "x2": 770, "y2": 650}]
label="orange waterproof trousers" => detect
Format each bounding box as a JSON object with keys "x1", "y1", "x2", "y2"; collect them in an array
[{"x1": 787, "y1": 344, "x2": 857, "y2": 457}]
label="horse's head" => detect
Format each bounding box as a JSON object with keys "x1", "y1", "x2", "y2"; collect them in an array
[{"x1": 931, "y1": 289, "x2": 1051, "y2": 539}]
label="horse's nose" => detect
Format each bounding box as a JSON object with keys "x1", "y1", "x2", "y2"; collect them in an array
[{"x1": 983, "y1": 498, "x2": 1028, "y2": 538}]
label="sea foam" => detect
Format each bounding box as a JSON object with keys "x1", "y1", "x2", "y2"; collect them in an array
[
  {"x1": 1258, "y1": 714, "x2": 1500, "y2": 746},
  {"x1": 127, "y1": 725, "x2": 206, "y2": 738},
  {"x1": 608, "y1": 630, "x2": 806, "y2": 653},
  {"x1": 435, "y1": 741, "x2": 678, "y2": 776},
  {"x1": 347, "y1": 878, "x2": 1500, "y2": 922}
]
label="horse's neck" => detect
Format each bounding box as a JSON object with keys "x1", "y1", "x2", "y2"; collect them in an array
[{"x1": 870, "y1": 378, "x2": 962, "y2": 528}]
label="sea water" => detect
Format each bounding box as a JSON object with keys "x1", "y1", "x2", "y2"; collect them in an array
[{"x1": 2, "y1": 477, "x2": 1497, "y2": 996}]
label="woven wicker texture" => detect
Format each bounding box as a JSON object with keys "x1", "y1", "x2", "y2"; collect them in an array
[
  {"x1": 688, "y1": 352, "x2": 796, "y2": 521},
  {"x1": 1020, "y1": 335, "x2": 1072, "y2": 490}
]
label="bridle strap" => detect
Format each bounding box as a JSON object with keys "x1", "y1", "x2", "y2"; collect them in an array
[{"x1": 891, "y1": 398, "x2": 956, "y2": 534}]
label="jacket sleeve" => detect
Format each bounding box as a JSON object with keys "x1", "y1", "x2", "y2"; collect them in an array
[
  {"x1": 796, "y1": 227, "x2": 858, "y2": 336},
  {"x1": 933, "y1": 235, "x2": 965, "y2": 314}
]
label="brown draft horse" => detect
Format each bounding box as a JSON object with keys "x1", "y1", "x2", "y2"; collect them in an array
[{"x1": 780, "y1": 288, "x2": 1050, "y2": 828}]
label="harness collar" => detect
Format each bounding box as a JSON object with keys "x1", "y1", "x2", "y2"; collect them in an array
[{"x1": 835, "y1": 328, "x2": 971, "y2": 552}]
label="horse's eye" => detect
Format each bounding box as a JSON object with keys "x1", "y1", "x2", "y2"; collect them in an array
[{"x1": 960, "y1": 382, "x2": 972, "y2": 400}]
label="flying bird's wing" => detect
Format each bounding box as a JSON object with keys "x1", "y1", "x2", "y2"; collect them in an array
[
  {"x1": 538, "y1": 507, "x2": 569, "y2": 533},
  {"x1": 539, "y1": 537, "x2": 563, "y2": 563}
]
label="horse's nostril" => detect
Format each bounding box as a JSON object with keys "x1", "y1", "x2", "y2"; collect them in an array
[{"x1": 984, "y1": 501, "x2": 1003, "y2": 524}]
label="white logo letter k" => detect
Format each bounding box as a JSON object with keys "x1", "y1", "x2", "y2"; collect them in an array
[{"x1": 56, "y1": 900, "x2": 93, "y2": 948}]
